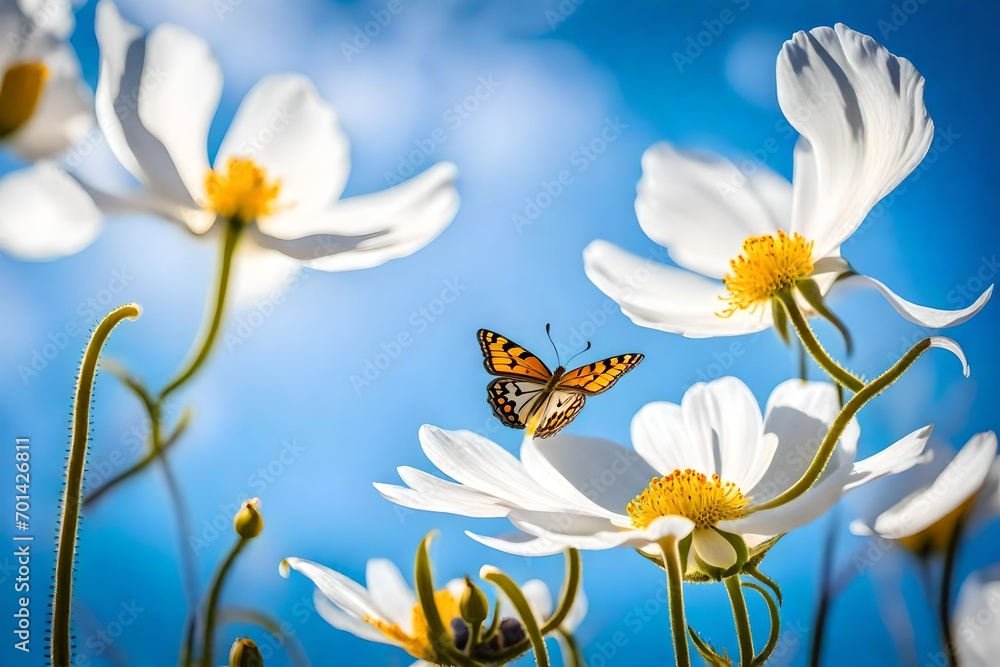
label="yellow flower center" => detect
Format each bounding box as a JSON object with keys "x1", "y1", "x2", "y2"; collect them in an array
[
  {"x1": 719, "y1": 230, "x2": 815, "y2": 317},
  {"x1": 204, "y1": 157, "x2": 281, "y2": 223},
  {"x1": 0, "y1": 62, "x2": 49, "y2": 138},
  {"x1": 365, "y1": 589, "x2": 461, "y2": 661},
  {"x1": 898, "y1": 495, "x2": 976, "y2": 556},
  {"x1": 627, "y1": 469, "x2": 748, "y2": 530}
]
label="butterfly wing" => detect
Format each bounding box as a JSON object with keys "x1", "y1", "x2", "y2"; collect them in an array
[
  {"x1": 478, "y1": 329, "x2": 552, "y2": 381},
  {"x1": 487, "y1": 378, "x2": 549, "y2": 430},
  {"x1": 533, "y1": 390, "x2": 587, "y2": 439},
  {"x1": 557, "y1": 354, "x2": 644, "y2": 395}
]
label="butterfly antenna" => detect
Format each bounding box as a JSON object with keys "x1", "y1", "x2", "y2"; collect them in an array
[
  {"x1": 544, "y1": 323, "x2": 564, "y2": 366},
  {"x1": 564, "y1": 340, "x2": 593, "y2": 366}
]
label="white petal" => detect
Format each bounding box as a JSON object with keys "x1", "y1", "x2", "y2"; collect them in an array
[
  {"x1": 927, "y1": 336, "x2": 971, "y2": 377},
  {"x1": 692, "y1": 528, "x2": 738, "y2": 569},
  {"x1": 520, "y1": 580, "x2": 554, "y2": 623},
  {"x1": 750, "y1": 380, "x2": 852, "y2": 505},
  {"x1": 95, "y1": 1, "x2": 216, "y2": 211},
  {"x1": 954, "y1": 565, "x2": 1000, "y2": 666},
  {"x1": 835, "y1": 274, "x2": 992, "y2": 329},
  {"x1": 280, "y1": 557, "x2": 383, "y2": 622},
  {"x1": 417, "y1": 425, "x2": 569, "y2": 511},
  {"x1": 700, "y1": 377, "x2": 764, "y2": 486},
  {"x1": 0, "y1": 163, "x2": 101, "y2": 259},
  {"x1": 521, "y1": 434, "x2": 658, "y2": 515},
  {"x1": 312, "y1": 590, "x2": 395, "y2": 645},
  {"x1": 636, "y1": 143, "x2": 792, "y2": 278},
  {"x1": 631, "y1": 402, "x2": 701, "y2": 476},
  {"x1": 583, "y1": 240, "x2": 773, "y2": 338},
  {"x1": 968, "y1": 444, "x2": 1000, "y2": 532},
  {"x1": 562, "y1": 585, "x2": 588, "y2": 632},
  {"x1": 779, "y1": 24, "x2": 934, "y2": 255},
  {"x1": 228, "y1": 240, "x2": 302, "y2": 308},
  {"x1": 366, "y1": 559, "x2": 417, "y2": 634},
  {"x1": 268, "y1": 162, "x2": 458, "y2": 272},
  {"x1": 509, "y1": 510, "x2": 694, "y2": 551},
  {"x1": 466, "y1": 530, "x2": 569, "y2": 557},
  {"x1": 374, "y1": 467, "x2": 510, "y2": 518},
  {"x1": 872, "y1": 431, "x2": 997, "y2": 539},
  {"x1": 219, "y1": 74, "x2": 349, "y2": 215},
  {"x1": 5, "y1": 42, "x2": 93, "y2": 161}
]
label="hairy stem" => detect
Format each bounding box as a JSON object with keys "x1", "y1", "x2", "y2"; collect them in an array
[
  {"x1": 51, "y1": 304, "x2": 141, "y2": 667},
  {"x1": 725, "y1": 576, "x2": 754, "y2": 666},
  {"x1": 199, "y1": 536, "x2": 248, "y2": 667},
  {"x1": 659, "y1": 536, "x2": 691, "y2": 667},
  {"x1": 777, "y1": 289, "x2": 864, "y2": 393}
]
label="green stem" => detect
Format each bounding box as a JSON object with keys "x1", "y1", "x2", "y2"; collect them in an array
[
  {"x1": 751, "y1": 337, "x2": 934, "y2": 513},
  {"x1": 809, "y1": 511, "x2": 839, "y2": 667},
  {"x1": 413, "y1": 534, "x2": 478, "y2": 667},
  {"x1": 160, "y1": 219, "x2": 240, "y2": 401},
  {"x1": 659, "y1": 536, "x2": 691, "y2": 667},
  {"x1": 742, "y1": 583, "x2": 780, "y2": 667},
  {"x1": 939, "y1": 512, "x2": 967, "y2": 667},
  {"x1": 540, "y1": 549, "x2": 582, "y2": 634},
  {"x1": 482, "y1": 568, "x2": 551, "y2": 667},
  {"x1": 725, "y1": 576, "x2": 754, "y2": 666},
  {"x1": 557, "y1": 630, "x2": 582, "y2": 667},
  {"x1": 776, "y1": 289, "x2": 864, "y2": 393},
  {"x1": 199, "y1": 536, "x2": 248, "y2": 667},
  {"x1": 51, "y1": 304, "x2": 141, "y2": 667}
]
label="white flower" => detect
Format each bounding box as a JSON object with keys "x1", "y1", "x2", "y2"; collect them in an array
[
  {"x1": 376, "y1": 377, "x2": 932, "y2": 573},
  {"x1": 280, "y1": 556, "x2": 586, "y2": 666},
  {"x1": 953, "y1": 565, "x2": 1000, "y2": 667},
  {"x1": 0, "y1": 0, "x2": 98, "y2": 260},
  {"x1": 1, "y1": 0, "x2": 459, "y2": 301},
  {"x1": 584, "y1": 24, "x2": 991, "y2": 338},
  {"x1": 849, "y1": 431, "x2": 998, "y2": 554}
]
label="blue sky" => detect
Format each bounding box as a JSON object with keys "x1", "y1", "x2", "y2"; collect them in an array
[{"x1": 1, "y1": 0, "x2": 998, "y2": 665}]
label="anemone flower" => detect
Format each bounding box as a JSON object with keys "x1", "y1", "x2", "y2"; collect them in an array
[
  {"x1": 376, "y1": 377, "x2": 932, "y2": 575},
  {"x1": 584, "y1": 24, "x2": 991, "y2": 339},
  {"x1": 850, "y1": 432, "x2": 998, "y2": 555},
  {"x1": 280, "y1": 556, "x2": 586, "y2": 666},
  {"x1": 0, "y1": 0, "x2": 459, "y2": 303},
  {"x1": 0, "y1": 0, "x2": 97, "y2": 259}
]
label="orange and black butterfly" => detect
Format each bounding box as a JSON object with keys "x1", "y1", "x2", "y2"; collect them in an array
[{"x1": 477, "y1": 326, "x2": 644, "y2": 439}]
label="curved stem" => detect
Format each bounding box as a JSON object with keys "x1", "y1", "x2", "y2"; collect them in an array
[
  {"x1": 413, "y1": 534, "x2": 478, "y2": 667},
  {"x1": 777, "y1": 289, "x2": 864, "y2": 393},
  {"x1": 939, "y1": 512, "x2": 967, "y2": 667},
  {"x1": 161, "y1": 220, "x2": 240, "y2": 401},
  {"x1": 725, "y1": 576, "x2": 754, "y2": 667},
  {"x1": 742, "y1": 583, "x2": 780, "y2": 667},
  {"x1": 751, "y1": 338, "x2": 933, "y2": 513},
  {"x1": 557, "y1": 630, "x2": 582, "y2": 667},
  {"x1": 199, "y1": 536, "x2": 248, "y2": 667},
  {"x1": 540, "y1": 549, "x2": 581, "y2": 634},
  {"x1": 481, "y1": 568, "x2": 551, "y2": 667},
  {"x1": 51, "y1": 304, "x2": 141, "y2": 667},
  {"x1": 659, "y1": 535, "x2": 691, "y2": 667}
]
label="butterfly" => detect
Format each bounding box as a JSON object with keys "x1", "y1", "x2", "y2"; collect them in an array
[{"x1": 477, "y1": 326, "x2": 644, "y2": 439}]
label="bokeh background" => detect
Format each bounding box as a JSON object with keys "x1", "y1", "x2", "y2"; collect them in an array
[{"x1": 2, "y1": 0, "x2": 998, "y2": 665}]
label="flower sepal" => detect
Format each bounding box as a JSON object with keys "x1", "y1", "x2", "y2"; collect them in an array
[{"x1": 691, "y1": 530, "x2": 750, "y2": 582}]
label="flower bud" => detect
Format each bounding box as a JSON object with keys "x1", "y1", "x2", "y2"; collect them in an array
[
  {"x1": 234, "y1": 498, "x2": 263, "y2": 539},
  {"x1": 460, "y1": 576, "x2": 489, "y2": 626},
  {"x1": 229, "y1": 637, "x2": 263, "y2": 667}
]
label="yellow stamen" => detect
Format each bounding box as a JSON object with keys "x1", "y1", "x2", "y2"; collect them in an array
[
  {"x1": 204, "y1": 157, "x2": 281, "y2": 223},
  {"x1": 719, "y1": 230, "x2": 815, "y2": 317},
  {"x1": 0, "y1": 62, "x2": 49, "y2": 138},
  {"x1": 898, "y1": 495, "x2": 976, "y2": 556},
  {"x1": 627, "y1": 469, "x2": 748, "y2": 530},
  {"x1": 365, "y1": 589, "x2": 461, "y2": 660}
]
